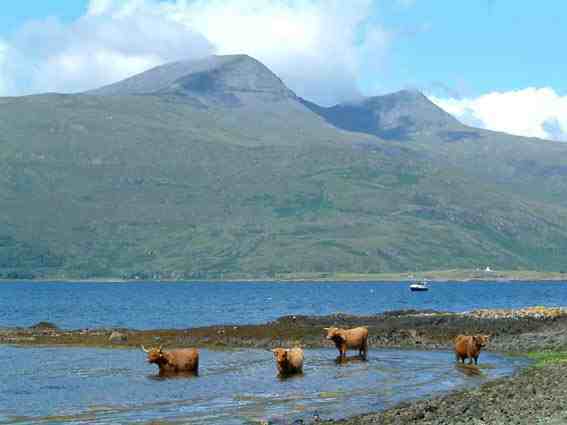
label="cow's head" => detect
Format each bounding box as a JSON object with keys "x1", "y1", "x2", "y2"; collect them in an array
[
  {"x1": 324, "y1": 327, "x2": 344, "y2": 341},
  {"x1": 141, "y1": 345, "x2": 168, "y2": 365},
  {"x1": 271, "y1": 348, "x2": 289, "y2": 364},
  {"x1": 473, "y1": 335, "x2": 490, "y2": 348}
]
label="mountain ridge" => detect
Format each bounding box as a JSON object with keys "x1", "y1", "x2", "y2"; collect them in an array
[
  {"x1": 88, "y1": 54, "x2": 464, "y2": 140},
  {"x1": 300, "y1": 89, "x2": 469, "y2": 141},
  {"x1": 1, "y1": 54, "x2": 567, "y2": 279}
]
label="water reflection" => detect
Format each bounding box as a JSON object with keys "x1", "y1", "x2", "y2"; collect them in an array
[
  {"x1": 0, "y1": 346, "x2": 529, "y2": 424},
  {"x1": 454, "y1": 363, "x2": 483, "y2": 377},
  {"x1": 335, "y1": 354, "x2": 367, "y2": 364}
]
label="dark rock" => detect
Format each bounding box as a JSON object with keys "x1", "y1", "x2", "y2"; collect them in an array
[{"x1": 29, "y1": 321, "x2": 58, "y2": 330}]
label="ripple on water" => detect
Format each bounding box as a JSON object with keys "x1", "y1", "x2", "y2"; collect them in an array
[{"x1": 0, "y1": 346, "x2": 529, "y2": 424}]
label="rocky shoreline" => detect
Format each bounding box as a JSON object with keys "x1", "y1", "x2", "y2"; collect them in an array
[
  {"x1": 324, "y1": 362, "x2": 567, "y2": 425},
  {"x1": 3, "y1": 307, "x2": 567, "y2": 352},
  {"x1": 2, "y1": 307, "x2": 567, "y2": 424}
]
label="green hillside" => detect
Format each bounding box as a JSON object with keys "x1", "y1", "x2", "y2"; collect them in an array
[{"x1": 1, "y1": 54, "x2": 567, "y2": 279}]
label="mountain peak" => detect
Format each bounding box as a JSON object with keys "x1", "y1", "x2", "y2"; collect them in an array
[
  {"x1": 301, "y1": 89, "x2": 464, "y2": 140},
  {"x1": 88, "y1": 55, "x2": 465, "y2": 139},
  {"x1": 386, "y1": 88, "x2": 424, "y2": 99},
  {"x1": 87, "y1": 54, "x2": 295, "y2": 104}
]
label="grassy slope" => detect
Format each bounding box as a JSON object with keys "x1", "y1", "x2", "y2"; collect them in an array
[
  {"x1": 1, "y1": 92, "x2": 567, "y2": 279},
  {"x1": 527, "y1": 351, "x2": 567, "y2": 367}
]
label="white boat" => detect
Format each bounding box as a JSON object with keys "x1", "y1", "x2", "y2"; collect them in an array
[{"x1": 409, "y1": 280, "x2": 429, "y2": 291}]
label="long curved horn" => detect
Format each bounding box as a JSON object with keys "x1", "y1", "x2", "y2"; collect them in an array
[
  {"x1": 141, "y1": 345, "x2": 149, "y2": 353},
  {"x1": 158, "y1": 344, "x2": 164, "y2": 352}
]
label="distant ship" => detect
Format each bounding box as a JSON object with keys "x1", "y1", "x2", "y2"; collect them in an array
[{"x1": 409, "y1": 280, "x2": 429, "y2": 292}]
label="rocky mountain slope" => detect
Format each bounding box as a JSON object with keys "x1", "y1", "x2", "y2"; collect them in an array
[{"x1": 1, "y1": 54, "x2": 566, "y2": 279}]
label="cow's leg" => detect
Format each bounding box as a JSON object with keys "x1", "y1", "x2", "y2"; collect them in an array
[
  {"x1": 474, "y1": 356, "x2": 478, "y2": 365},
  {"x1": 340, "y1": 343, "x2": 347, "y2": 362},
  {"x1": 334, "y1": 341, "x2": 343, "y2": 360},
  {"x1": 360, "y1": 339, "x2": 368, "y2": 360}
]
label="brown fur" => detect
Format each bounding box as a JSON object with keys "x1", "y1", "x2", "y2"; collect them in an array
[
  {"x1": 271, "y1": 347, "x2": 304, "y2": 376},
  {"x1": 454, "y1": 334, "x2": 489, "y2": 365},
  {"x1": 143, "y1": 346, "x2": 199, "y2": 376},
  {"x1": 325, "y1": 326, "x2": 369, "y2": 360}
]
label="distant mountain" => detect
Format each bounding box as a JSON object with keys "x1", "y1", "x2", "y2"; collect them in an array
[
  {"x1": 88, "y1": 54, "x2": 295, "y2": 106},
  {"x1": 87, "y1": 54, "x2": 339, "y2": 149},
  {"x1": 301, "y1": 89, "x2": 472, "y2": 141},
  {"x1": 1, "y1": 54, "x2": 567, "y2": 279}
]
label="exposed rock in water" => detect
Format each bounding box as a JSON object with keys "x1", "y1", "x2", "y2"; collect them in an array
[
  {"x1": 29, "y1": 321, "x2": 58, "y2": 330},
  {"x1": 3, "y1": 307, "x2": 567, "y2": 353},
  {"x1": 108, "y1": 331, "x2": 128, "y2": 344}
]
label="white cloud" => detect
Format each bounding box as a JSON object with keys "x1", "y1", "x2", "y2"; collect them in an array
[
  {"x1": 87, "y1": 0, "x2": 115, "y2": 16},
  {"x1": 1, "y1": 0, "x2": 213, "y2": 95},
  {"x1": 431, "y1": 88, "x2": 567, "y2": 141},
  {"x1": 163, "y1": 0, "x2": 385, "y2": 104},
  {"x1": 0, "y1": 0, "x2": 388, "y2": 105}
]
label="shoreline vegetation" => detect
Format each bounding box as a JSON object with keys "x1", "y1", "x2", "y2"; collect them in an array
[
  {"x1": 2, "y1": 307, "x2": 567, "y2": 424},
  {"x1": 3, "y1": 306, "x2": 567, "y2": 350},
  {"x1": 1, "y1": 269, "x2": 567, "y2": 283}
]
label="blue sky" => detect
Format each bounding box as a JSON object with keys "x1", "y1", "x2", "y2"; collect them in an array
[
  {"x1": 1, "y1": 1, "x2": 565, "y2": 97},
  {"x1": 371, "y1": 1, "x2": 566, "y2": 97},
  {"x1": 0, "y1": 1, "x2": 85, "y2": 34},
  {"x1": 0, "y1": 0, "x2": 566, "y2": 140}
]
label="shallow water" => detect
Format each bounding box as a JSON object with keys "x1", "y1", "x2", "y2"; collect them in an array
[
  {"x1": 0, "y1": 346, "x2": 527, "y2": 424},
  {"x1": 1, "y1": 280, "x2": 567, "y2": 329}
]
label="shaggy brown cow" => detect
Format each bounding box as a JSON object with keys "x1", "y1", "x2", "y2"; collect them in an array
[
  {"x1": 325, "y1": 326, "x2": 369, "y2": 361},
  {"x1": 271, "y1": 347, "x2": 304, "y2": 376},
  {"x1": 141, "y1": 345, "x2": 199, "y2": 376},
  {"x1": 454, "y1": 335, "x2": 489, "y2": 365}
]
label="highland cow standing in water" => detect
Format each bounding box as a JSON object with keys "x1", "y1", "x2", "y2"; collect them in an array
[
  {"x1": 271, "y1": 347, "x2": 304, "y2": 376},
  {"x1": 454, "y1": 335, "x2": 490, "y2": 365},
  {"x1": 141, "y1": 345, "x2": 199, "y2": 376},
  {"x1": 325, "y1": 326, "x2": 369, "y2": 361}
]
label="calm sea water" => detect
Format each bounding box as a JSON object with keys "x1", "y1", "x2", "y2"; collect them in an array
[
  {"x1": 1, "y1": 280, "x2": 566, "y2": 330},
  {"x1": 0, "y1": 345, "x2": 527, "y2": 424}
]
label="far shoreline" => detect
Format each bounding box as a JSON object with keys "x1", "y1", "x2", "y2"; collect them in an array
[{"x1": 1, "y1": 269, "x2": 567, "y2": 284}]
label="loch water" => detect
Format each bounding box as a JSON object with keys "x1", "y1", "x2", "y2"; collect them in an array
[
  {"x1": 0, "y1": 280, "x2": 549, "y2": 423},
  {"x1": 1, "y1": 280, "x2": 567, "y2": 329},
  {"x1": 1, "y1": 345, "x2": 527, "y2": 424}
]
